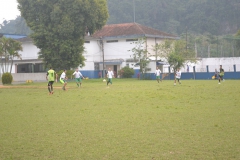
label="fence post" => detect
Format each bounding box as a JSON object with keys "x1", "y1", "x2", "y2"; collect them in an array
[
  {"x1": 193, "y1": 66, "x2": 196, "y2": 80},
  {"x1": 206, "y1": 65, "x2": 209, "y2": 73},
  {"x1": 233, "y1": 64, "x2": 236, "y2": 72}
]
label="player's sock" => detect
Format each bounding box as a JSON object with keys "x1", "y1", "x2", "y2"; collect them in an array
[{"x1": 48, "y1": 87, "x2": 51, "y2": 93}]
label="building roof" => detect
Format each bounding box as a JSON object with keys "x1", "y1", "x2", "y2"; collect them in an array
[
  {"x1": 16, "y1": 37, "x2": 32, "y2": 42},
  {"x1": 92, "y1": 23, "x2": 178, "y2": 39},
  {"x1": 2, "y1": 34, "x2": 27, "y2": 40}
]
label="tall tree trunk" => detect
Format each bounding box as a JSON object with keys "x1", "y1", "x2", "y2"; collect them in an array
[{"x1": 10, "y1": 58, "x2": 13, "y2": 74}]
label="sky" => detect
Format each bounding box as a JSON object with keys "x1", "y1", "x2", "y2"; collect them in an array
[{"x1": 0, "y1": 0, "x2": 20, "y2": 23}]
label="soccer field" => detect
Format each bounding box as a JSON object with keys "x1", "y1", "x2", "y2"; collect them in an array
[{"x1": 0, "y1": 79, "x2": 240, "y2": 159}]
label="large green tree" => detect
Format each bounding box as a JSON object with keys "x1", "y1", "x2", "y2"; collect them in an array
[{"x1": 17, "y1": 0, "x2": 108, "y2": 70}]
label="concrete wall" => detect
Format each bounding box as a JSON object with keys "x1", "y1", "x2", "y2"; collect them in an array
[
  {"x1": 12, "y1": 73, "x2": 46, "y2": 82},
  {"x1": 185, "y1": 57, "x2": 240, "y2": 73}
]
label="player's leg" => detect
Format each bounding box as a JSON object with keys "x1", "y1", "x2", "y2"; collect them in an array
[
  {"x1": 50, "y1": 81, "x2": 54, "y2": 93},
  {"x1": 79, "y1": 78, "x2": 82, "y2": 87},
  {"x1": 75, "y1": 78, "x2": 79, "y2": 87},
  {"x1": 63, "y1": 82, "x2": 67, "y2": 90},
  {"x1": 110, "y1": 78, "x2": 112, "y2": 84},
  {"x1": 47, "y1": 82, "x2": 51, "y2": 93},
  {"x1": 178, "y1": 78, "x2": 181, "y2": 84}
]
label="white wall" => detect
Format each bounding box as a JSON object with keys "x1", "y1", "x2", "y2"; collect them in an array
[
  {"x1": 81, "y1": 40, "x2": 102, "y2": 70},
  {"x1": 12, "y1": 73, "x2": 46, "y2": 81},
  {"x1": 194, "y1": 57, "x2": 240, "y2": 72},
  {"x1": 18, "y1": 41, "x2": 40, "y2": 60},
  {"x1": 103, "y1": 39, "x2": 136, "y2": 60}
]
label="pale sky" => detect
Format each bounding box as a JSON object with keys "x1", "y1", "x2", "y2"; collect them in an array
[{"x1": 0, "y1": 0, "x2": 20, "y2": 23}]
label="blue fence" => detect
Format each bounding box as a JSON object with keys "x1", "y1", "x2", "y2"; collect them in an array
[{"x1": 79, "y1": 69, "x2": 240, "y2": 80}]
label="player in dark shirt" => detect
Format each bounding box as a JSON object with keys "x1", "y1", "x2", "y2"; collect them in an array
[{"x1": 218, "y1": 65, "x2": 224, "y2": 84}]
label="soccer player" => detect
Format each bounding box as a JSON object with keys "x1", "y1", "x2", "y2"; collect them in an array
[
  {"x1": 218, "y1": 65, "x2": 224, "y2": 84},
  {"x1": 46, "y1": 67, "x2": 57, "y2": 95},
  {"x1": 155, "y1": 67, "x2": 162, "y2": 83},
  {"x1": 60, "y1": 69, "x2": 68, "y2": 90},
  {"x1": 107, "y1": 68, "x2": 114, "y2": 86},
  {"x1": 72, "y1": 68, "x2": 84, "y2": 88},
  {"x1": 174, "y1": 68, "x2": 181, "y2": 86}
]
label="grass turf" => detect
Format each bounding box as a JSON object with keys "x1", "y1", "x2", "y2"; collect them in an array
[{"x1": 0, "y1": 79, "x2": 240, "y2": 159}]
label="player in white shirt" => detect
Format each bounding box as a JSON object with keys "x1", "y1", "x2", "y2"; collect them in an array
[
  {"x1": 155, "y1": 67, "x2": 162, "y2": 83},
  {"x1": 72, "y1": 68, "x2": 84, "y2": 88},
  {"x1": 107, "y1": 68, "x2": 114, "y2": 86},
  {"x1": 60, "y1": 69, "x2": 68, "y2": 90},
  {"x1": 174, "y1": 68, "x2": 181, "y2": 86}
]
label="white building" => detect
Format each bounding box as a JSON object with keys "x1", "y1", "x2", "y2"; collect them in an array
[
  {"x1": 3, "y1": 23, "x2": 178, "y2": 80},
  {"x1": 82, "y1": 23, "x2": 178, "y2": 76},
  {"x1": 2, "y1": 23, "x2": 239, "y2": 81}
]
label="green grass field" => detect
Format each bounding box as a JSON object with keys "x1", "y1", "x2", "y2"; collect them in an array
[{"x1": 0, "y1": 79, "x2": 240, "y2": 159}]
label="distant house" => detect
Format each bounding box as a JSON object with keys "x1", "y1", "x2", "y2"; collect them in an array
[
  {"x1": 82, "y1": 23, "x2": 178, "y2": 76},
  {"x1": 1, "y1": 23, "x2": 178, "y2": 78}
]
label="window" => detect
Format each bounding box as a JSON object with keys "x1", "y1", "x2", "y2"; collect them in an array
[
  {"x1": 85, "y1": 41, "x2": 90, "y2": 43},
  {"x1": 126, "y1": 39, "x2": 138, "y2": 42},
  {"x1": 106, "y1": 40, "x2": 118, "y2": 43},
  {"x1": 94, "y1": 63, "x2": 99, "y2": 70}
]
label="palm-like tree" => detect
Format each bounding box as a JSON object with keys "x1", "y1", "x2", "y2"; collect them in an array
[
  {"x1": 7, "y1": 39, "x2": 23, "y2": 73},
  {"x1": 0, "y1": 37, "x2": 9, "y2": 73},
  {"x1": 0, "y1": 37, "x2": 23, "y2": 73}
]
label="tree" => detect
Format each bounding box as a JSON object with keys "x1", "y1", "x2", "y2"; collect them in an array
[
  {"x1": 154, "y1": 39, "x2": 196, "y2": 72},
  {"x1": 130, "y1": 38, "x2": 149, "y2": 74},
  {"x1": 235, "y1": 30, "x2": 240, "y2": 56},
  {"x1": 118, "y1": 66, "x2": 134, "y2": 78},
  {"x1": 7, "y1": 38, "x2": 23, "y2": 73},
  {"x1": 0, "y1": 37, "x2": 22, "y2": 73},
  {"x1": 17, "y1": 0, "x2": 108, "y2": 70}
]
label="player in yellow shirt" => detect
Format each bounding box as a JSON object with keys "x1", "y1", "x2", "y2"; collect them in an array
[{"x1": 46, "y1": 67, "x2": 57, "y2": 95}]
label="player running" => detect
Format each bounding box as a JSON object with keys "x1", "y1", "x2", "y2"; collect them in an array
[
  {"x1": 107, "y1": 68, "x2": 114, "y2": 86},
  {"x1": 174, "y1": 68, "x2": 181, "y2": 86},
  {"x1": 72, "y1": 68, "x2": 85, "y2": 88},
  {"x1": 46, "y1": 67, "x2": 57, "y2": 95},
  {"x1": 60, "y1": 69, "x2": 68, "y2": 91},
  {"x1": 218, "y1": 65, "x2": 224, "y2": 84},
  {"x1": 155, "y1": 67, "x2": 162, "y2": 83}
]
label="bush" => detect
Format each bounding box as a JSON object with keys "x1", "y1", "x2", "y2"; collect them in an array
[
  {"x1": 2, "y1": 72, "x2": 13, "y2": 84},
  {"x1": 119, "y1": 66, "x2": 134, "y2": 78}
]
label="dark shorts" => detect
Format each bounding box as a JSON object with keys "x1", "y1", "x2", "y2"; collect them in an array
[{"x1": 48, "y1": 81, "x2": 54, "y2": 86}]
